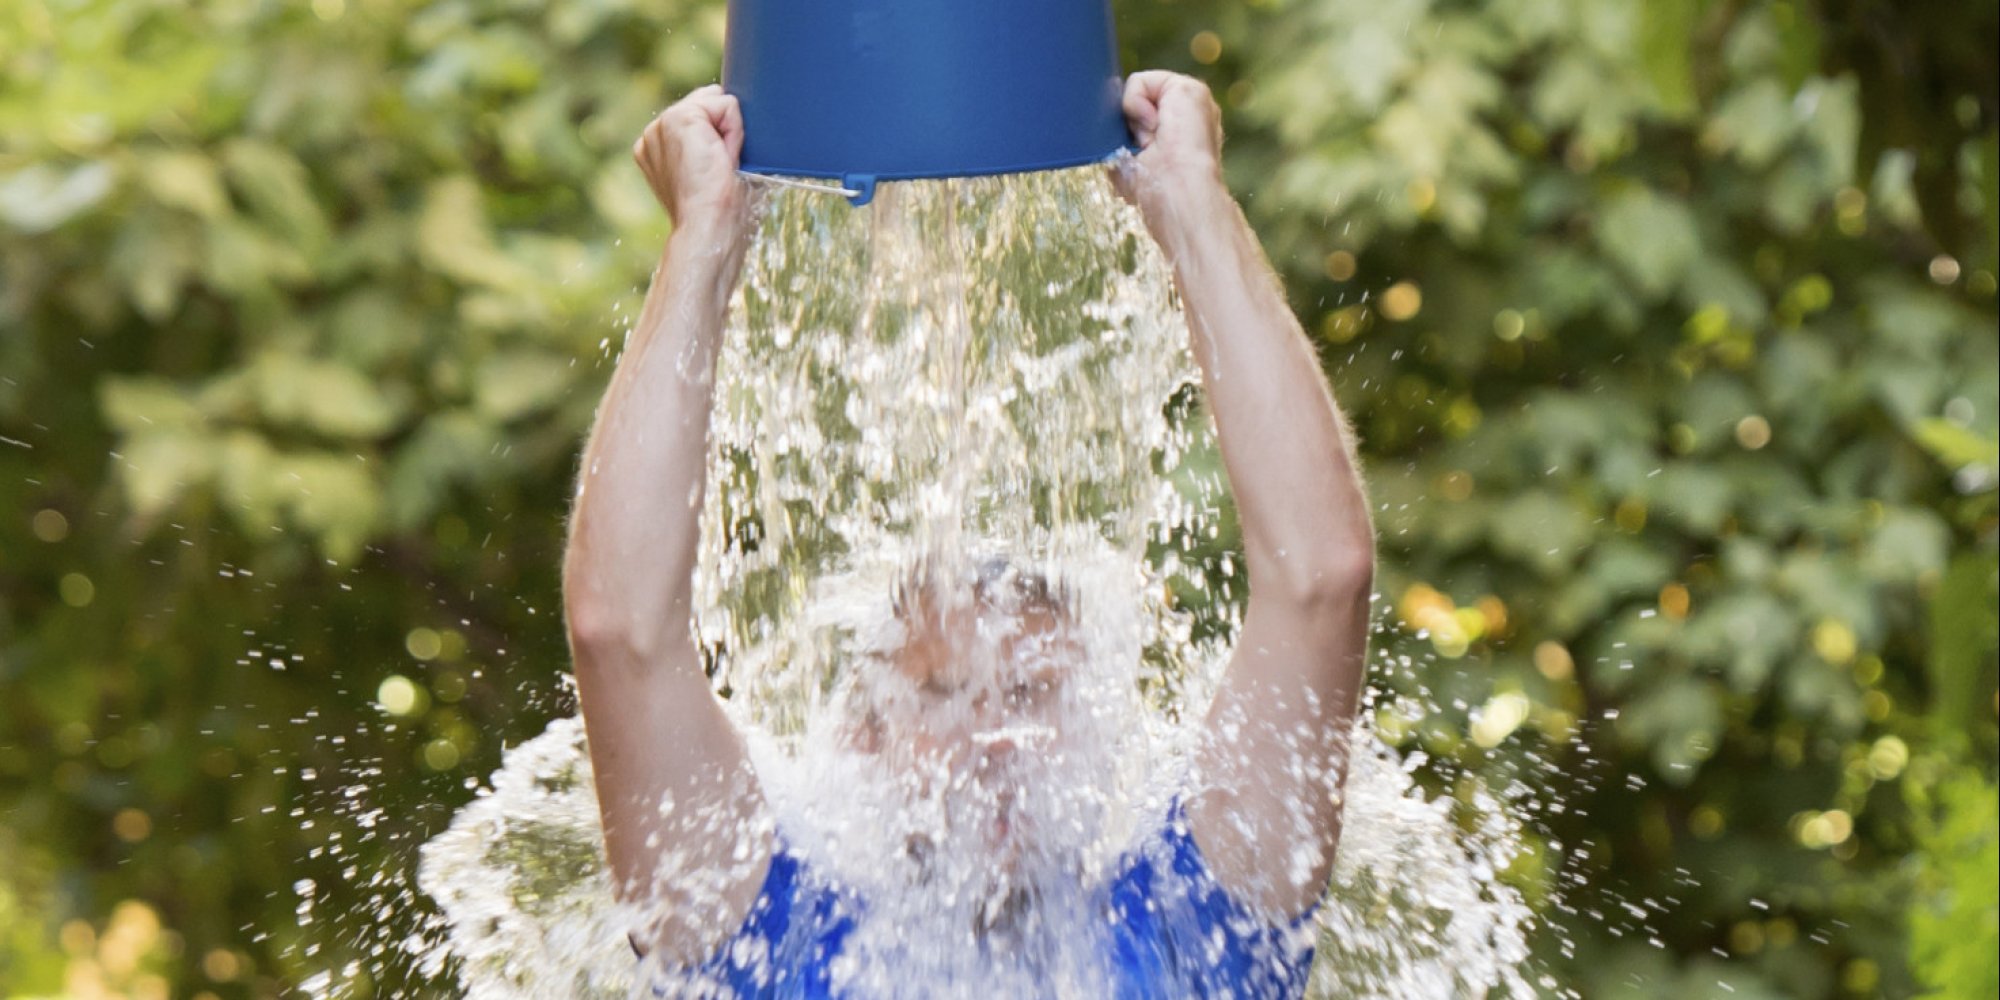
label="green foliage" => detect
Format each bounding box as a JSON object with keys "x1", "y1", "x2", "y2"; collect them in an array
[
  {"x1": 1209, "y1": 0, "x2": 1999, "y2": 995},
  {"x1": 1, "y1": 0, "x2": 1995, "y2": 997},
  {"x1": 1905, "y1": 771, "x2": 2000, "y2": 1000},
  {"x1": 0, "y1": 835, "x2": 66, "y2": 995}
]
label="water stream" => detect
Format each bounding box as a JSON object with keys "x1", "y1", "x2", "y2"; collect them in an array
[{"x1": 401, "y1": 165, "x2": 1550, "y2": 998}]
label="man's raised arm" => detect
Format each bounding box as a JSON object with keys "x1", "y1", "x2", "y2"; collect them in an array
[
  {"x1": 561, "y1": 85, "x2": 770, "y2": 963},
  {"x1": 1112, "y1": 71, "x2": 1376, "y2": 918}
]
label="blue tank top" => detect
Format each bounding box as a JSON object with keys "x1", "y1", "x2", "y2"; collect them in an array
[{"x1": 647, "y1": 799, "x2": 1319, "y2": 998}]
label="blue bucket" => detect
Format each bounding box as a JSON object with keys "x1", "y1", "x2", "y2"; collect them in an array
[{"x1": 723, "y1": 0, "x2": 1134, "y2": 206}]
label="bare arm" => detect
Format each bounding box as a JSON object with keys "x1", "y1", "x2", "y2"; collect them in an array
[
  {"x1": 561, "y1": 85, "x2": 769, "y2": 963},
  {"x1": 1113, "y1": 71, "x2": 1375, "y2": 917}
]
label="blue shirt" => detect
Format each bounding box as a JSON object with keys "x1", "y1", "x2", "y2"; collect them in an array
[{"x1": 649, "y1": 799, "x2": 1319, "y2": 998}]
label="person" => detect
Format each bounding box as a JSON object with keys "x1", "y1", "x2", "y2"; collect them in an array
[{"x1": 560, "y1": 69, "x2": 1376, "y2": 998}]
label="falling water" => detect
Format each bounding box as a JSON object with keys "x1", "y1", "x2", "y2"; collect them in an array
[{"x1": 403, "y1": 164, "x2": 1550, "y2": 998}]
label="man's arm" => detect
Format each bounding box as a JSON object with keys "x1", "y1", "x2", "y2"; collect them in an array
[
  {"x1": 1113, "y1": 71, "x2": 1376, "y2": 917},
  {"x1": 561, "y1": 85, "x2": 770, "y2": 962}
]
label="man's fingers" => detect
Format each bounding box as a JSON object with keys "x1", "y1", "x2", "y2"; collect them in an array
[
  {"x1": 658, "y1": 89, "x2": 743, "y2": 161},
  {"x1": 630, "y1": 92, "x2": 739, "y2": 174},
  {"x1": 682, "y1": 88, "x2": 736, "y2": 125},
  {"x1": 633, "y1": 124, "x2": 661, "y2": 167},
  {"x1": 692, "y1": 95, "x2": 735, "y2": 125},
  {"x1": 1121, "y1": 92, "x2": 1159, "y2": 147},
  {"x1": 718, "y1": 98, "x2": 746, "y2": 164},
  {"x1": 1126, "y1": 69, "x2": 1178, "y2": 100},
  {"x1": 1122, "y1": 70, "x2": 1185, "y2": 147}
]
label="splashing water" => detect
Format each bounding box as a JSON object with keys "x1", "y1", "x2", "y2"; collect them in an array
[{"x1": 406, "y1": 165, "x2": 1548, "y2": 998}]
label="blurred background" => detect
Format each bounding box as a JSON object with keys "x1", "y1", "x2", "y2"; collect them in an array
[{"x1": 1, "y1": 0, "x2": 1995, "y2": 997}]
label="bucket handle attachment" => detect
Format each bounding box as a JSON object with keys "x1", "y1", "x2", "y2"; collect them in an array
[{"x1": 738, "y1": 170, "x2": 877, "y2": 207}]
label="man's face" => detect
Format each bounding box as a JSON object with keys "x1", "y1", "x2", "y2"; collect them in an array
[{"x1": 849, "y1": 566, "x2": 1083, "y2": 855}]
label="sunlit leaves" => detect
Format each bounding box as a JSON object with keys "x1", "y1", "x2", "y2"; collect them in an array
[
  {"x1": 1487, "y1": 491, "x2": 1592, "y2": 576},
  {"x1": 139, "y1": 149, "x2": 229, "y2": 219},
  {"x1": 267, "y1": 450, "x2": 382, "y2": 564},
  {"x1": 1597, "y1": 186, "x2": 1702, "y2": 300},
  {"x1": 1636, "y1": 0, "x2": 1700, "y2": 120},
  {"x1": 1904, "y1": 772, "x2": 2000, "y2": 998},
  {"x1": 473, "y1": 350, "x2": 572, "y2": 423},
  {"x1": 417, "y1": 175, "x2": 534, "y2": 290},
  {"x1": 1912, "y1": 419, "x2": 1999, "y2": 475},
  {"x1": 99, "y1": 376, "x2": 204, "y2": 432},
  {"x1": 1708, "y1": 79, "x2": 1798, "y2": 168},
  {"x1": 219, "y1": 138, "x2": 331, "y2": 258},
  {"x1": 113, "y1": 430, "x2": 216, "y2": 523},
  {"x1": 1619, "y1": 674, "x2": 1724, "y2": 782},
  {"x1": 1927, "y1": 555, "x2": 2000, "y2": 745},
  {"x1": 1229, "y1": 0, "x2": 1997, "y2": 993},
  {"x1": 251, "y1": 353, "x2": 408, "y2": 440}
]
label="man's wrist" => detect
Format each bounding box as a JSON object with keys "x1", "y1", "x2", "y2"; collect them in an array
[
  {"x1": 1152, "y1": 169, "x2": 1240, "y2": 270},
  {"x1": 664, "y1": 221, "x2": 749, "y2": 304},
  {"x1": 1142, "y1": 165, "x2": 1236, "y2": 250}
]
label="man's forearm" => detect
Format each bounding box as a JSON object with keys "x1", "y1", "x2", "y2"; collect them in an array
[
  {"x1": 1148, "y1": 173, "x2": 1373, "y2": 601},
  {"x1": 563, "y1": 228, "x2": 745, "y2": 657}
]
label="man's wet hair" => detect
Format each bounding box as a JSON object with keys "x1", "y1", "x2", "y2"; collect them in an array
[{"x1": 889, "y1": 553, "x2": 1075, "y2": 624}]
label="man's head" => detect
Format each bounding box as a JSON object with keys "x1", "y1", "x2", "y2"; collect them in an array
[
  {"x1": 852, "y1": 556, "x2": 1080, "y2": 756},
  {"x1": 838, "y1": 554, "x2": 1091, "y2": 871},
  {"x1": 805, "y1": 550, "x2": 1139, "y2": 943}
]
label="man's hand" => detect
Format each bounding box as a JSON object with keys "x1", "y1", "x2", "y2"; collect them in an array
[
  {"x1": 1107, "y1": 70, "x2": 1227, "y2": 238},
  {"x1": 633, "y1": 84, "x2": 754, "y2": 251}
]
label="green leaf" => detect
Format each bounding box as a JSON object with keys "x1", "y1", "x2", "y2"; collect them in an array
[
  {"x1": 473, "y1": 350, "x2": 572, "y2": 423},
  {"x1": 1908, "y1": 773, "x2": 2000, "y2": 1000},
  {"x1": 99, "y1": 376, "x2": 203, "y2": 432},
  {"x1": 220, "y1": 138, "x2": 331, "y2": 258},
  {"x1": 590, "y1": 158, "x2": 662, "y2": 235},
  {"x1": 327, "y1": 289, "x2": 426, "y2": 370},
  {"x1": 201, "y1": 213, "x2": 311, "y2": 295},
  {"x1": 418, "y1": 175, "x2": 532, "y2": 289},
  {"x1": 114, "y1": 429, "x2": 216, "y2": 521},
  {"x1": 1864, "y1": 508, "x2": 1951, "y2": 583},
  {"x1": 214, "y1": 429, "x2": 282, "y2": 532},
  {"x1": 1618, "y1": 674, "x2": 1723, "y2": 784},
  {"x1": 1866, "y1": 279, "x2": 1967, "y2": 356},
  {"x1": 1926, "y1": 554, "x2": 1999, "y2": 746},
  {"x1": 1683, "y1": 589, "x2": 1797, "y2": 692},
  {"x1": 1598, "y1": 187, "x2": 1701, "y2": 299},
  {"x1": 1489, "y1": 491, "x2": 1592, "y2": 575},
  {"x1": 270, "y1": 451, "x2": 383, "y2": 564},
  {"x1": 1870, "y1": 358, "x2": 1945, "y2": 428},
  {"x1": 139, "y1": 149, "x2": 229, "y2": 218},
  {"x1": 1912, "y1": 419, "x2": 2000, "y2": 472},
  {"x1": 1674, "y1": 374, "x2": 1758, "y2": 442},
  {"x1": 1795, "y1": 76, "x2": 1860, "y2": 191},
  {"x1": 1651, "y1": 463, "x2": 1734, "y2": 536},
  {"x1": 1680, "y1": 257, "x2": 1769, "y2": 327},
  {"x1": 1637, "y1": 0, "x2": 1699, "y2": 119},
  {"x1": 1708, "y1": 79, "x2": 1795, "y2": 167},
  {"x1": 252, "y1": 353, "x2": 407, "y2": 439}
]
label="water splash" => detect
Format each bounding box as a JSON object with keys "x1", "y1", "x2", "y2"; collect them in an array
[{"x1": 403, "y1": 166, "x2": 1551, "y2": 998}]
